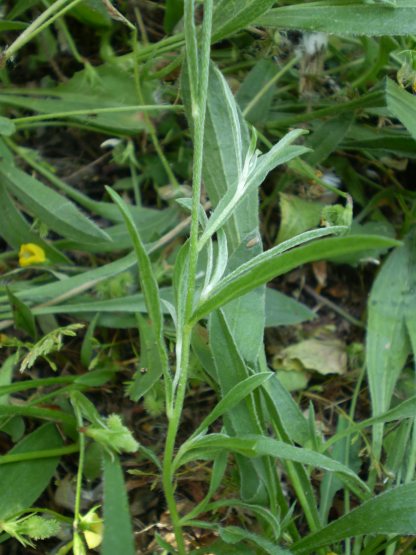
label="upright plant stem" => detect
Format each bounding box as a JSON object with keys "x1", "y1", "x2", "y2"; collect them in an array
[
  {"x1": 71, "y1": 398, "x2": 86, "y2": 535},
  {"x1": 161, "y1": 1, "x2": 213, "y2": 553}
]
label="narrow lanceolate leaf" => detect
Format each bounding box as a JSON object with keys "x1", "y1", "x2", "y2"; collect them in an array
[
  {"x1": 0, "y1": 163, "x2": 110, "y2": 243},
  {"x1": 102, "y1": 453, "x2": 135, "y2": 555},
  {"x1": 192, "y1": 234, "x2": 400, "y2": 322},
  {"x1": 176, "y1": 434, "x2": 368, "y2": 497},
  {"x1": 385, "y1": 77, "x2": 416, "y2": 140},
  {"x1": 198, "y1": 129, "x2": 308, "y2": 250},
  {"x1": 128, "y1": 314, "x2": 167, "y2": 401},
  {"x1": 292, "y1": 483, "x2": 416, "y2": 554},
  {"x1": 212, "y1": 0, "x2": 276, "y2": 41},
  {"x1": 106, "y1": 188, "x2": 171, "y2": 397},
  {"x1": 106, "y1": 189, "x2": 164, "y2": 341},
  {"x1": 256, "y1": 1, "x2": 416, "y2": 36},
  {"x1": 209, "y1": 311, "x2": 273, "y2": 504},
  {"x1": 189, "y1": 372, "x2": 272, "y2": 439},
  {"x1": 0, "y1": 424, "x2": 63, "y2": 520},
  {"x1": 184, "y1": 63, "x2": 253, "y2": 251}
]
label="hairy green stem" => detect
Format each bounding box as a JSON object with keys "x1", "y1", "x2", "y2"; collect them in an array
[
  {"x1": 161, "y1": 0, "x2": 213, "y2": 552},
  {"x1": 71, "y1": 398, "x2": 86, "y2": 534}
]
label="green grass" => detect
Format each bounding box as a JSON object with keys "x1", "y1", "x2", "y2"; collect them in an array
[{"x1": 0, "y1": 1, "x2": 416, "y2": 554}]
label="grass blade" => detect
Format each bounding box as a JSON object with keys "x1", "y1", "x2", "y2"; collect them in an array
[{"x1": 292, "y1": 482, "x2": 416, "y2": 554}]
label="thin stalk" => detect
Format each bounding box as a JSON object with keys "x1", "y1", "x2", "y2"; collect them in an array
[
  {"x1": 0, "y1": 0, "x2": 85, "y2": 67},
  {"x1": 344, "y1": 365, "x2": 366, "y2": 555},
  {"x1": 0, "y1": 443, "x2": 79, "y2": 465},
  {"x1": 13, "y1": 104, "x2": 183, "y2": 125},
  {"x1": 161, "y1": 1, "x2": 213, "y2": 553},
  {"x1": 266, "y1": 90, "x2": 384, "y2": 129},
  {"x1": 243, "y1": 55, "x2": 299, "y2": 118},
  {"x1": 0, "y1": 376, "x2": 76, "y2": 397},
  {"x1": 71, "y1": 398, "x2": 86, "y2": 534},
  {"x1": 130, "y1": 159, "x2": 141, "y2": 206}
]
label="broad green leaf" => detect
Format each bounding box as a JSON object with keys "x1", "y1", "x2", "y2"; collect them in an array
[
  {"x1": 385, "y1": 77, "x2": 416, "y2": 140},
  {"x1": 213, "y1": 0, "x2": 276, "y2": 41},
  {"x1": 184, "y1": 63, "x2": 254, "y2": 251},
  {"x1": 102, "y1": 453, "x2": 135, "y2": 555},
  {"x1": 276, "y1": 193, "x2": 323, "y2": 244},
  {"x1": 192, "y1": 233, "x2": 400, "y2": 322},
  {"x1": 221, "y1": 233, "x2": 265, "y2": 363},
  {"x1": 0, "y1": 424, "x2": 63, "y2": 520},
  {"x1": 292, "y1": 482, "x2": 416, "y2": 554},
  {"x1": 0, "y1": 163, "x2": 111, "y2": 243},
  {"x1": 209, "y1": 311, "x2": 273, "y2": 503},
  {"x1": 256, "y1": 1, "x2": 416, "y2": 36},
  {"x1": 69, "y1": 0, "x2": 112, "y2": 28},
  {"x1": 193, "y1": 64, "x2": 266, "y2": 365},
  {"x1": 0, "y1": 116, "x2": 15, "y2": 136},
  {"x1": 265, "y1": 288, "x2": 316, "y2": 327},
  {"x1": 366, "y1": 231, "x2": 414, "y2": 457}
]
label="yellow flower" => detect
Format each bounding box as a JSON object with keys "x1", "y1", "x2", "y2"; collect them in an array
[
  {"x1": 81, "y1": 509, "x2": 103, "y2": 550},
  {"x1": 18, "y1": 243, "x2": 46, "y2": 267}
]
